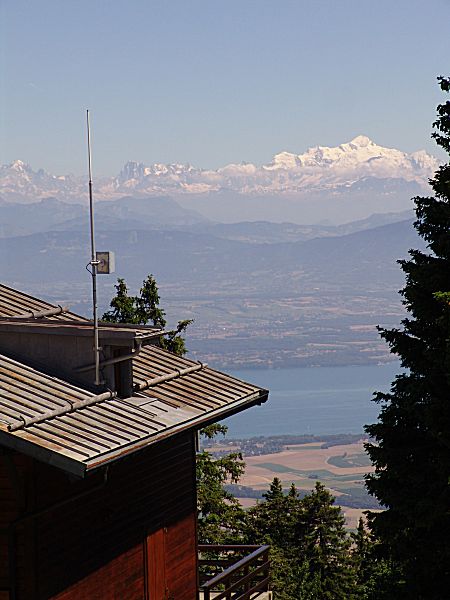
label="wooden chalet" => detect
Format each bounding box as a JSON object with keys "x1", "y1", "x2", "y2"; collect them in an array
[{"x1": 0, "y1": 284, "x2": 270, "y2": 600}]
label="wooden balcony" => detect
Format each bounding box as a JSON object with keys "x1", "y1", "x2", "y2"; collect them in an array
[{"x1": 198, "y1": 545, "x2": 271, "y2": 600}]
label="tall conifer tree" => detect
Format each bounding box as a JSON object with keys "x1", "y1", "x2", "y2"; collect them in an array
[
  {"x1": 297, "y1": 482, "x2": 358, "y2": 599},
  {"x1": 365, "y1": 77, "x2": 450, "y2": 598}
]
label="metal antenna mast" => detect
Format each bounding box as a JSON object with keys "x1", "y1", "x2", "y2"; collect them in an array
[{"x1": 86, "y1": 110, "x2": 101, "y2": 386}]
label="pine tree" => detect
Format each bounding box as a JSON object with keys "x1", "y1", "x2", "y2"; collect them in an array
[
  {"x1": 351, "y1": 518, "x2": 399, "y2": 600},
  {"x1": 365, "y1": 76, "x2": 450, "y2": 597},
  {"x1": 102, "y1": 277, "x2": 144, "y2": 324},
  {"x1": 246, "y1": 479, "x2": 360, "y2": 599},
  {"x1": 296, "y1": 482, "x2": 358, "y2": 599},
  {"x1": 246, "y1": 477, "x2": 300, "y2": 549},
  {"x1": 136, "y1": 274, "x2": 167, "y2": 328},
  {"x1": 351, "y1": 518, "x2": 372, "y2": 597},
  {"x1": 102, "y1": 274, "x2": 192, "y2": 356},
  {"x1": 245, "y1": 479, "x2": 323, "y2": 600}
]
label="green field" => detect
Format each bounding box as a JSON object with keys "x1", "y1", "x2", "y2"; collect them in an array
[
  {"x1": 327, "y1": 452, "x2": 372, "y2": 468},
  {"x1": 254, "y1": 463, "x2": 363, "y2": 483}
]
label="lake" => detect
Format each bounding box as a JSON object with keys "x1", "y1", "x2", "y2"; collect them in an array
[{"x1": 224, "y1": 362, "x2": 401, "y2": 438}]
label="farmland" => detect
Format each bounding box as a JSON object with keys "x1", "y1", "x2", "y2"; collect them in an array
[{"x1": 212, "y1": 437, "x2": 379, "y2": 529}]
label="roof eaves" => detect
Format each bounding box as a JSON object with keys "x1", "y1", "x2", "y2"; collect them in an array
[
  {"x1": 0, "y1": 429, "x2": 87, "y2": 477},
  {"x1": 84, "y1": 387, "x2": 268, "y2": 473}
]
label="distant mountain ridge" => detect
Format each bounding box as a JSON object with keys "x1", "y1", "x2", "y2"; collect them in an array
[
  {"x1": 0, "y1": 217, "x2": 419, "y2": 288},
  {"x1": 0, "y1": 193, "x2": 413, "y2": 242},
  {"x1": 0, "y1": 136, "x2": 439, "y2": 204},
  {"x1": 0, "y1": 195, "x2": 207, "y2": 238}
]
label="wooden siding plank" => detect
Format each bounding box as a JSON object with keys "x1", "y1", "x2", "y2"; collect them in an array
[
  {"x1": 165, "y1": 512, "x2": 198, "y2": 600},
  {"x1": 146, "y1": 528, "x2": 166, "y2": 600}
]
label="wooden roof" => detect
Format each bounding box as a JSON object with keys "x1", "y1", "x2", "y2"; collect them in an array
[{"x1": 0, "y1": 285, "x2": 269, "y2": 476}]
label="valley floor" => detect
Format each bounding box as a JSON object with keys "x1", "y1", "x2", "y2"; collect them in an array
[{"x1": 212, "y1": 438, "x2": 380, "y2": 529}]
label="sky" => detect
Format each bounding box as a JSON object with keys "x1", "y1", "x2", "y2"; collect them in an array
[{"x1": 1, "y1": 0, "x2": 450, "y2": 176}]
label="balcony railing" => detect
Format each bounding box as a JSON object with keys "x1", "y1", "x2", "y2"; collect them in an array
[{"x1": 198, "y1": 544, "x2": 270, "y2": 600}]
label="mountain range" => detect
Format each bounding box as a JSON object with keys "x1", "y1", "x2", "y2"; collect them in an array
[
  {"x1": 0, "y1": 216, "x2": 420, "y2": 287},
  {"x1": 0, "y1": 136, "x2": 438, "y2": 224},
  {"x1": 0, "y1": 193, "x2": 414, "y2": 242}
]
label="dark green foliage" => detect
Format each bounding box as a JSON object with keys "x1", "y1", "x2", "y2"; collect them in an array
[
  {"x1": 200, "y1": 423, "x2": 228, "y2": 439},
  {"x1": 245, "y1": 479, "x2": 316, "y2": 599},
  {"x1": 265, "y1": 546, "x2": 321, "y2": 600},
  {"x1": 102, "y1": 274, "x2": 192, "y2": 356},
  {"x1": 196, "y1": 425, "x2": 247, "y2": 544},
  {"x1": 136, "y1": 274, "x2": 167, "y2": 328},
  {"x1": 161, "y1": 318, "x2": 192, "y2": 356},
  {"x1": 351, "y1": 518, "x2": 371, "y2": 592},
  {"x1": 245, "y1": 478, "x2": 300, "y2": 549},
  {"x1": 102, "y1": 277, "x2": 145, "y2": 324},
  {"x1": 351, "y1": 518, "x2": 400, "y2": 600},
  {"x1": 365, "y1": 77, "x2": 450, "y2": 597},
  {"x1": 295, "y1": 483, "x2": 358, "y2": 599},
  {"x1": 245, "y1": 479, "x2": 358, "y2": 599}
]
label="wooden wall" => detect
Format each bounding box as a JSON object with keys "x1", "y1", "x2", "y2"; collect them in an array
[
  {"x1": 0, "y1": 454, "x2": 14, "y2": 593},
  {"x1": 145, "y1": 512, "x2": 197, "y2": 600},
  {"x1": 0, "y1": 452, "x2": 33, "y2": 599},
  {"x1": 164, "y1": 512, "x2": 198, "y2": 599},
  {"x1": 0, "y1": 432, "x2": 198, "y2": 600}
]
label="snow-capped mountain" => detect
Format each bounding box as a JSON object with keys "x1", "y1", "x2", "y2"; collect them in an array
[
  {"x1": 0, "y1": 160, "x2": 81, "y2": 203},
  {"x1": 106, "y1": 136, "x2": 438, "y2": 197},
  {"x1": 0, "y1": 136, "x2": 439, "y2": 204}
]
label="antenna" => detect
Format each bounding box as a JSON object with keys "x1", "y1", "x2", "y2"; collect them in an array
[{"x1": 86, "y1": 110, "x2": 101, "y2": 386}]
